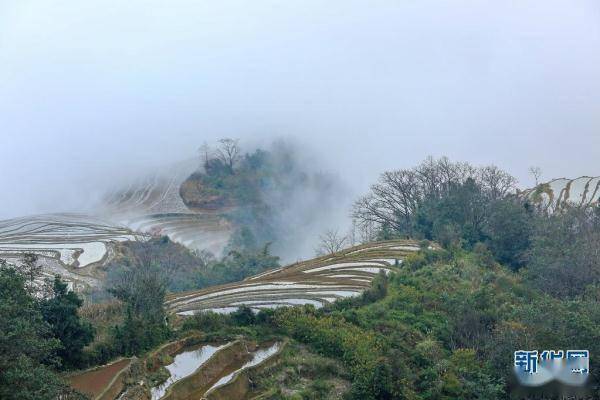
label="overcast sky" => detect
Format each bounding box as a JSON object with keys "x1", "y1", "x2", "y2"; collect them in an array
[{"x1": 1, "y1": 0, "x2": 599, "y2": 219}]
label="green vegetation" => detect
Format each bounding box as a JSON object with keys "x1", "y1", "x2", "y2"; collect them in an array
[
  {"x1": 78, "y1": 301, "x2": 123, "y2": 350},
  {"x1": 104, "y1": 236, "x2": 280, "y2": 294},
  {"x1": 353, "y1": 157, "x2": 600, "y2": 284},
  {"x1": 104, "y1": 237, "x2": 211, "y2": 294},
  {"x1": 187, "y1": 139, "x2": 341, "y2": 253},
  {"x1": 525, "y1": 207, "x2": 600, "y2": 298},
  {"x1": 40, "y1": 277, "x2": 95, "y2": 369},
  {"x1": 251, "y1": 342, "x2": 351, "y2": 400},
  {"x1": 188, "y1": 146, "x2": 272, "y2": 208},
  {"x1": 173, "y1": 157, "x2": 600, "y2": 399},
  {"x1": 186, "y1": 246, "x2": 599, "y2": 399},
  {"x1": 0, "y1": 262, "x2": 88, "y2": 399},
  {"x1": 82, "y1": 236, "x2": 280, "y2": 369},
  {"x1": 108, "y1": 264, "x2": 171, "y2": 356},
  {"x1": 184, "y1": 140, "x2": 289, "y2": 249},
  {"x1": 195, "y1": 243, "x2": 280, "y2": 287},
  {"x1": 354, "y1": 157, "x2": 527, "y2": 267},
  {"x1": 4, "y1": 156, "x2": 600, "y2": 399}
]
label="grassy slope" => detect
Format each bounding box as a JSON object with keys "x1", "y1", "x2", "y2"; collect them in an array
[
  {"x1": 213, "y1": 248, "x2": 600, "y2": 399},
  {"x1": 72, "y1": 240, "x2": 600, "y2": 399}
]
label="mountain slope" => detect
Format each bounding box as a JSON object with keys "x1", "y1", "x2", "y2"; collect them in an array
[
  {"x1": 100, "y1": 159, "x2": 233, "y2": 255},
  {"x1": 0, "y1": 160, "x2": 234, "y2": 291},
  {"x1": 166, "y1": 239, "x2": 431, "y2": 315}
]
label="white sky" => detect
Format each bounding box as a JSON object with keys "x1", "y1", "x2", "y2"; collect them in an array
[{"x1": 1, "y1": 0, "x2": 599, "y2": 218}]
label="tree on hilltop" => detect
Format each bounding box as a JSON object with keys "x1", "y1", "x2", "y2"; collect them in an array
[{"x1": 216, "y1": 138, "x2": 240, "y2": 173}]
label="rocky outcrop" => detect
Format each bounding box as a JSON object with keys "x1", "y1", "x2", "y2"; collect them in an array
[{"x1": 179, "y1": 173, "x2": 233, "y2": 211}]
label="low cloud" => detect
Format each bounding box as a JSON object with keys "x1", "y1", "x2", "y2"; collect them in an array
[{"x1": 1, "y1": 0, "x2": 599, "y2": 221}]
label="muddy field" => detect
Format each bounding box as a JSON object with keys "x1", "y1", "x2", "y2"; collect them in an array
[{"x1": 68, "y1": 358, "x2": 132, "y2": 399}]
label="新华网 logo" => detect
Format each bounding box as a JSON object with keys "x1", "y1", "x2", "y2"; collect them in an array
[{"x1": 514, "y1": 349, "x2": 589, "y2": 387}]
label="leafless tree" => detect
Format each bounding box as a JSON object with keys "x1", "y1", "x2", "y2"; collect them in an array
[
  {"x1": 478, "y1": 165, "x2": 518, "y2": 200},
  {"x1": 348, "y1": 221, "x2": 357, "y2": 247},
  {"x1": 108, "y1": 262, "x2": 168, "y2": 325},
  {"x1": 315, "y1": 229, "x2": 348, "y2": 255},
  {"x1": 353, "y1": 169, "x2": 422, "y2": 234},
  {"x1": 414, "y1": 156, "x2": 476, "y2": 197},
  {"x1": 216, "y1": 138, "x2": 240, "y2": 172},
  {"x1": 193, "y1": 249, "x2": 215, "y2": 268},
  {"x1": 352, "y1": 218, "x2": 377, "y2": 244},
  {"x1": 352, "y1": 156, "x2": 518, "y2": 237},
  {"x1": 198, "y1": 141, "x2": 212, "y2": 169},
  {"x1": 529, "y1": 166, "x2": 543, "y2": 186}
]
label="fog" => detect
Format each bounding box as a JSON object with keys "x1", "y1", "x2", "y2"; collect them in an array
[{"x1": 1, "y1": 0, "x2": 600, "y2": 221}]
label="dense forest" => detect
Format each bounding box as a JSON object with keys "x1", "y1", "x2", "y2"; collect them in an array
[{"x1": 1, "y1": 156, "x2": 599, "y2": 399}]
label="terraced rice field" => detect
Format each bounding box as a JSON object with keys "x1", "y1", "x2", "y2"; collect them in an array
[
  {"x1": 523, "y1": 176, "x2": 600, "y2": 212},
  {"x1": 68, "y1": 358, "x2": 132, "y2": 400},
  {"x1": 0, "y1": 213, "x2": 146, "y2": 291},
  {"x1": 121, "y1": 212, "x2": 231, "y2": 256},
  {"x1": 203, "y1": 341, "x2": 282, "y2": 400},
  {"x1": 154, "y1": 340, "x2": 283, "y2": 400},
  {"x1": 0, "y1": 213, "x2": 142, "y2": 268},
  {"x1": 102, "y1": 160, "x2": 233, "y2": 255},
  {"x1": 166, "y1": 239, "x2": 427, "y2": 315},
  {"x1": 151, "y1": 343, "x2": 229, "y2": 400},
  {"x1": 66, "y1": 336, "x2": 282, "y2": 400},
  {"x1": 0, "y1": 161, "x2": 233, "y2": 291}
]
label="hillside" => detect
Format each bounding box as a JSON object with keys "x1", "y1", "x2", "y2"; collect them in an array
[
  {"x1": 100, "y1": 159, "x2": 233, "y2": 255},
  {"x1": 166, "y1": 239, "x2": 428, "y2": 315},
  {"x1": 0, "y1": 160, "x2": 234, "y2": 293},
  {"x1": 0, "y1": 141, "x2": 344, "y2": 295},
  {"x1": 2, "y1": 156, "x2": 599, "y2": 400},
  {"x1": 61, "y1": 236, "x2": 600, "y2": 399},
  {"x1": 0, "y1": 213, "x2": 144, "y2": 291}
]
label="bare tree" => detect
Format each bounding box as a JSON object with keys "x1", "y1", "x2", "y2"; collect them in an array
[
  {"x1": 358, "y1": 219, "x2": 377, "y2": 244},
  {"x1": 108, "y1": 263, "x2": 168, "y2": 325},
  {"x1": 479, "y1": 165, "x2": 518, "y2": 200},
  {"x1": 315, "y1": 229, "x2": 348, "y2": 256},
  {"x1": 352, "y1": 156, "x2": 518, "y2": 238},
  {"x1": 529, "y1": 166, "x2": 543, "y2": 186},
  {"x1": 216, "y1": 138, "x2": 240, "y2": 172},
  {"x1": 193, "y1": 249, "x2": 215, "y2": 268},
  {"x1": 352, "y1": 169, "x2": 422, "y2": 235},
  {"x1": 348, "y1": 220, "x2": 357, "y2": 247},
  {"x1": 198, "y1": 141, "x2": 212, "y2": 169},
  {"x1": 414, "y1": 156, "x2": 477, "y2": 198},
  {"x1": 350, "y1": 218, "x2": 377, "y2": 244}
]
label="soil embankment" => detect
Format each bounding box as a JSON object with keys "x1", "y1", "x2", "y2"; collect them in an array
[
  {"x1": 68, "y1": 358, "x2": 132, "y2": 399},
  {"x1": 179, "y1": 173, "x2": 233, "y2": 211}
]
